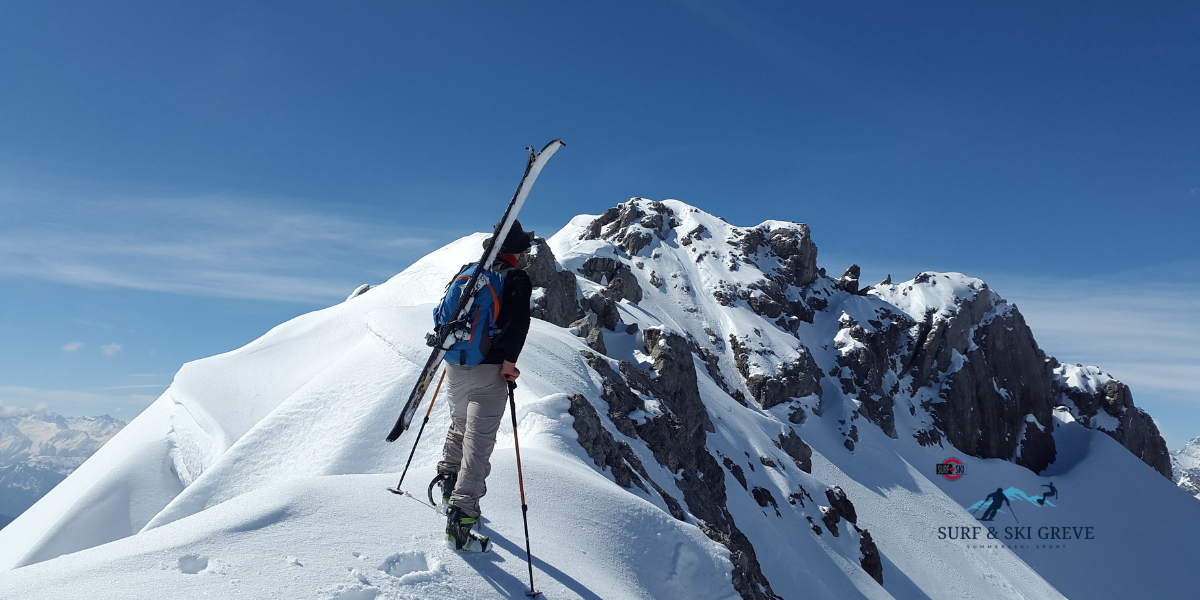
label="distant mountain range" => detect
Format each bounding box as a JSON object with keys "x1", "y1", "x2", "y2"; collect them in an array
[
  {"x1": 1171, "y1": 437, "x2": 1200, "y2": 499},
  {"x1": 0, "y1": 408, "x2": 125, "y2": 527}
]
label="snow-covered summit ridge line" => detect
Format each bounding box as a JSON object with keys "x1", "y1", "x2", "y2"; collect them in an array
[{"x1": 0, "y1": 197, "x2": 1188, "y2": 600}]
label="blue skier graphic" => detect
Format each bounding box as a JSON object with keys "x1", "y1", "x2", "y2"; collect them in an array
[
  {"x1": 1036, "y1": 482, "x2": 1058, "y2": 506},
  {"x1": 977, "y1": 488, "x2": 1013, "y2": 521}
]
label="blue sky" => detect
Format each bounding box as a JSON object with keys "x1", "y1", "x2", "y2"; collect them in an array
[{"x1": 1, "y1": 2, "x2": 1197, "y2": 447}]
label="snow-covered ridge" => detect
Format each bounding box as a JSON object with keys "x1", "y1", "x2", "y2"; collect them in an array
[{"x1": 0, "y1": 197, "x2": 1194, "y2": 600}]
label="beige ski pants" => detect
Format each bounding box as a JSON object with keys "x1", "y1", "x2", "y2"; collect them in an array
[{"x1": 437, "y1": 363, "x2": 508, "y2": 518}]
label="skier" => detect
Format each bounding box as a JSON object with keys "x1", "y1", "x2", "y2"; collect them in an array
[
  {"x1": 978, "y1": 488, "x2": 1011, "y2": 521},
  {"x1": 1037, "y1": 482, "x2": 1057, "y2": 506},
  {"x1": 432, "y1": 221, "x2": 534, "y2": 553}
]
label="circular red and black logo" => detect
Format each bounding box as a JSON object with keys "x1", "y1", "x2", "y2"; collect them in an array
[{"x1": 936, "y1": 457, "x2": 966, "y2": 480}]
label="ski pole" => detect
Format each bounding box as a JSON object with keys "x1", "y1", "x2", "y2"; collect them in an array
[
  {"x1": 508, "y1": 380, "x2": 539, "y2": 598},
  {"x1": 1009, "y1": 502, "x2": 1019, "y2": 524},
  {"x1": 388, "y1": 368, "x2": 446, "y2": 496}
]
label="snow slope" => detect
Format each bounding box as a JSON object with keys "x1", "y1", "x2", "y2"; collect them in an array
[{"x1": 2, "y1": 198, "x2": 1197, "y2": 599}]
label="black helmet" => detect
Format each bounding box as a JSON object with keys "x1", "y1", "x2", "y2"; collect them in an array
[{"x1": 499, "y1": 220, "x2": 534, "y2": 254}]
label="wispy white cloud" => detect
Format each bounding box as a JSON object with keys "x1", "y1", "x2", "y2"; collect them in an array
[
  {"x1": 61, "y1": 341, "x2": 84, "y2": 353},
  {"x1": 0, "y1": 192, "x2": 450, "y2": 304},
  {"x1": 101, "y1": 343, "x2": 123, "y2": 357},
  {"x1": 982, "y1": 263, "x2": 1200, "y2": 447},
  {"x1": 987, "y1": 264, "x2": 1200, "y2": 399},
  {"x1": 93, "y1": 384, "x2": 170, "y2": 391},
  {"x1": 0, "y1": 386, "x2": 158, "y2": 417}
]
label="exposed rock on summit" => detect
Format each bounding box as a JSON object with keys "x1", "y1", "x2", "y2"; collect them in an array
[{"x1": 520, "y1": 237, "x2": 583, "y2": 327}]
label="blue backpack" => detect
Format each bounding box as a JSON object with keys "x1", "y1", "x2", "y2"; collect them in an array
[{"x1": 434, "y1": 264, "x2": 508, "y2": 366}]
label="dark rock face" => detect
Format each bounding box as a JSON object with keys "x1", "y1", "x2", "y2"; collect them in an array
[
  {"x1": 577, "y1": 328, "x2": 779, "y2": 600},
  {"x1": 893, "y1": 280, "x2": 1060, "y2": 473},
  {"x1": 744, "y1": 350, "x2": 823, "y2": 410},
  {"x1": 586, "y1": 328, "x2": 607, "y2": 355},
  {"x1": 775, "y1": 429, "x2": 813, "y2": 473},
  {"x1": 933, "y1": 306, "x2": 1058, "y2": 473},
  {"x1": 751, "y1": 487, "x2": 781, "y2": 516},
  {"x1": 519, "y1": 238, "x2": 583, "y2": 327},
  {"x1": 566, "y1": 394, "x2": 649, "y2": 492},
  {"x1": 768, "y1": 226, "x2": 819, "y2": 287},
  {"x1": 580, "y1": 257, "x2": 643, "y2": 304},
  {"x1": 579, "y1": 350, "x2": 643, "y2": 437},
  {"x1": 824, "y1": 486, "x2": 857, "y2": 524},
  {"x1": 838, "y1": 265, "x2": 861, "y2": 294},
  {"x1": 821, "y1": 506, "x2": 841, "y2": 537},
  {"x1": 581, "y1": 198, "x2": 674, "y2": 257},
  {"x1": 1059, "y1": 375, "x2": 1171, "y2": 479},
  {"x1": 722, "y1": 456, "x2": 748, "y2": 489},
  {"x1": 582, "y1": 292, "x2": 620, "y2": 331},
  {"x1": 857, "y1": 527, "x2": 884, "y2": 585},
  {"x1": 835, "y1": 312, "x2": 910, "y2": 438},
  {"x1": 737, "y1": 225, "x2": 818, "y2": 287},
  {"x1": 875, "y1": 275, "x2": 1170, "y2": 477},
  {"x1": 603, "y1": 266, "x2": 643, "y2": 304},
  {"x1": 579, "y1": 257, "x2": 617, "y2": 284}
]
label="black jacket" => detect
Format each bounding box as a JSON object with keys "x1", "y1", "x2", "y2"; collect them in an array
[{"x1": 483, "y1": 262, "x2": 532, "y2": 365}]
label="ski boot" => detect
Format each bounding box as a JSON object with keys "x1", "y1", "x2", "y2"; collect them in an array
[
  {"x1": 428, "y1": 471, "x2": 457, "y2": 515},
  {"x1": 445, "y1": 506, "x2": 490, "y2": 553}
]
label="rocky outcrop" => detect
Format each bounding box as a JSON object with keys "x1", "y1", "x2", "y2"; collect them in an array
[
  {"x1": 579, "y1": 257, "x2": 643, "y2": 304},
  {"x1": 858, "y1": 527, "x2": 883, "y2": 585},
  {"x1": 577, "y1": 329, "x2": 779, "y2": 600},
  {"x1": 740, "y1": 348, "x2": 823, "y2": 411},
  {"x1": 566, "y1": 394, "x2": 649, "y2": 491},
  {"x1": 581, "y1": 198, "x2": 675, "y2": 257},
  {"x1": 835, "y1": 311, "x2": 911, "y2": 438},
  {"x1": 1058, "y1": 373, "x2": 1171, "y2": 479},
  {"x1": 821, "y1": 506, "x2": 842, "y2": 537},
  {"x1": 738, "y1": 225, "x2": 819, "y2": 288},
  {"x1": 824, "y1": 486, "x2": 857, "y2": 524},
  {"x1": 520, "y1": 237, "x2": 583, "y2": 327},
  {"x1": 775, "y1": 429, "x2": 813, "y2": 473},
  {"x1": 838, "y1": 265, "x2": 860, "y2": 294},
  {"x1": 581, "y1": 292, "x2": 620, "y2": 331},
  {"x1": 579, "y1": 351, "x2": 642, "y2": 437},
  {"x1": 895, "y1": 279, "x2": 1059, "y2": 473}
]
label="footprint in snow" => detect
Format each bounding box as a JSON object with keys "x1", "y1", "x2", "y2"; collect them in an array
[
  {"x1": 177, "y1": 554, "x2": 209, "y2": 574},
  {"x1": 323, "y1": 570, "x2": 379, "y2": 600},
  {"x1": 328, "y1": 586, "x2": 379, "y2": 600},
  {"x1": 378, "y1": 551, "x2": 441, "y2": 584}
]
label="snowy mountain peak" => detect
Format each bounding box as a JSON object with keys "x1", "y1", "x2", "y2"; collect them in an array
[
  {"x1": 0, "y1": 407, "x2": 125, "y2": 527},
  {"x1": 1, "y1": 197, "x2": 1194, "y2": 600},
  {"x1": 1171, "y1": 437, "x2": 1200, "y2": 499}
]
